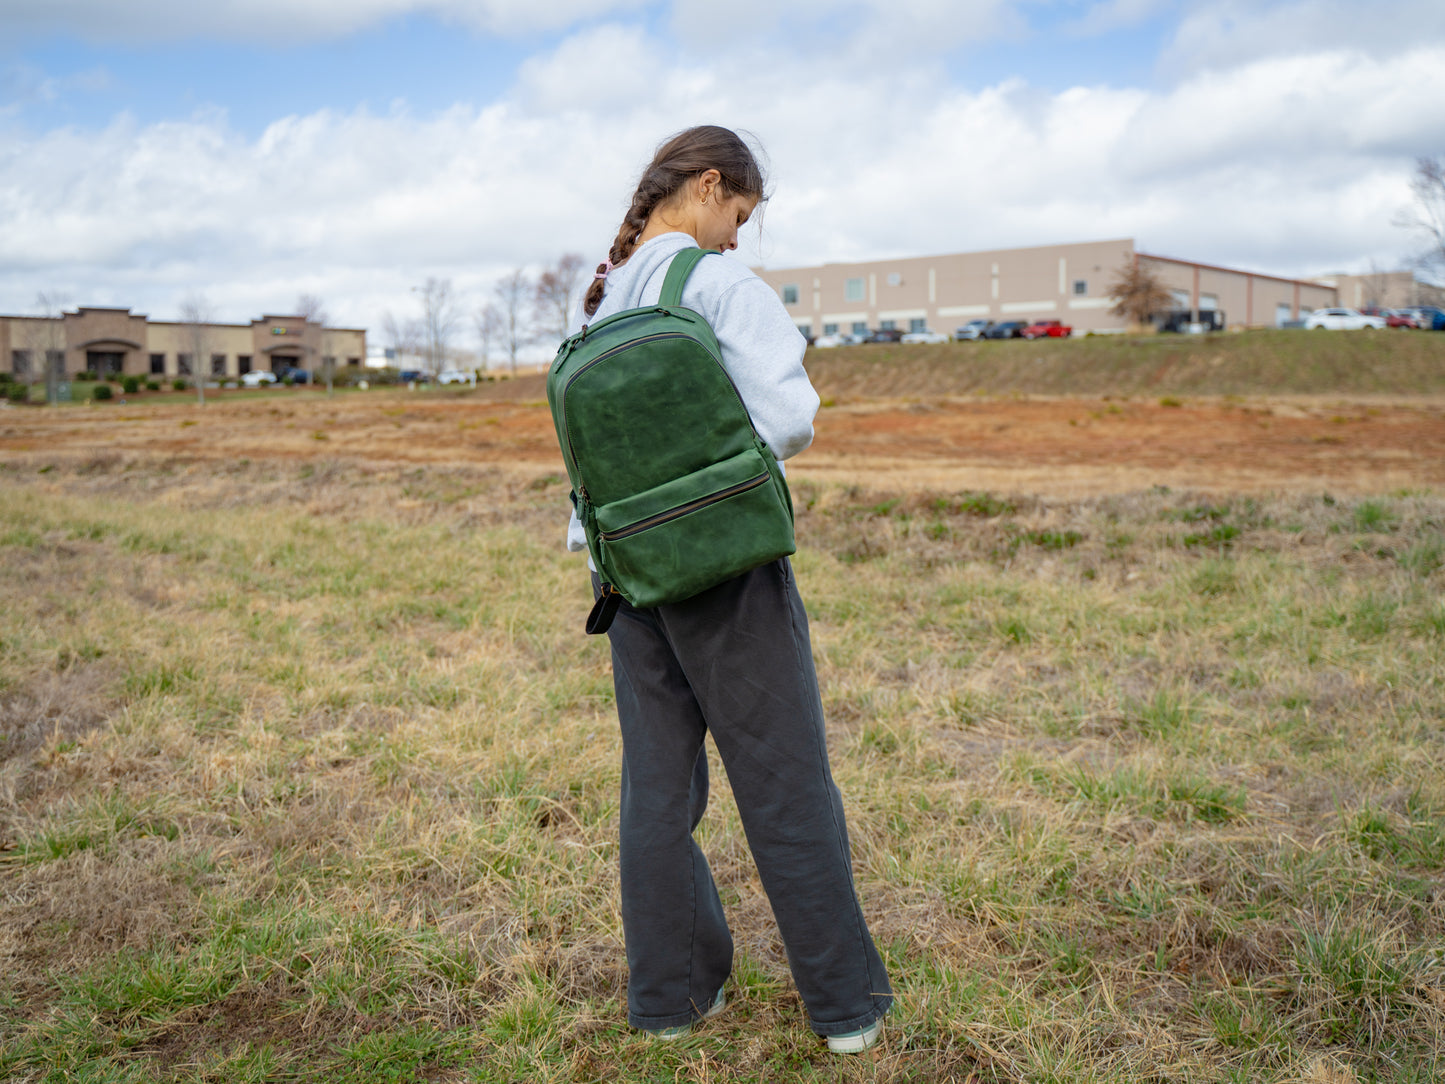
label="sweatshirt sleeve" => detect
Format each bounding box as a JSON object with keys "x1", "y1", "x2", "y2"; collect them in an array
[{"x1": 709, "y1": 276, "x2": 819, "y2": 461}]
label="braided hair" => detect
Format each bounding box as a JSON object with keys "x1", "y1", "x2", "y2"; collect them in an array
[{"x1": 583, "y1": 125, "x2": 767, "y2": 318}]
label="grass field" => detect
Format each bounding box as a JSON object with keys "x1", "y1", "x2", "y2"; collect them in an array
[
  {"x1": 1, "y1": 335, "x2": 1443, "y2": 1082},
  {"x1": 803, "y1": 329, "x2": 1445, "y2": 400}
]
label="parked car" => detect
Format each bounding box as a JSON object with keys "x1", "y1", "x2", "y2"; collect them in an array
[
  {"x1": 1304, "y1": 307, "x2": 1385, "y2": 330},
  {"x1": 1020, "y1": 319, "x2": 1072, "y2": 340},
  {"x1": 865, "y1": 327, "x2": 905, "y2": 344},
  {"x1": 900, "y1": 328, "x2": 949, "y2": 344},
  {"x1": 399, "y1": 369, "x2": 430, "y2": 384},
  {"x1": 1412, "y1": 306, "x2": 1445, "y2": 330},
  {"x1": 240, "y1": 370, "x2": 277, "y2": 387},
  {"x1": 1159, "y1": 309, "x2": 1226, "y2": 333},
  {"x1": 812, "y1": 333, "x2": 847, "y2": 348},
  {"x1": 953, "y1": 319, "x2": 994, "y2": 340},
  {"x1": 983, "y1": 321, "x2": 1026, "y2": 339},
  {"x1": 1384, "y1": 309, "x2": 1418, "y2": 329},
  {"x1": 437, "y1": 368, "x2": 475, "y2": 385}
]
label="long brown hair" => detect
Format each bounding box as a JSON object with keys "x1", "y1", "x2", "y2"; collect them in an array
[{"x1": 583, "y1": 125, "x2": 767, "y2": 318}]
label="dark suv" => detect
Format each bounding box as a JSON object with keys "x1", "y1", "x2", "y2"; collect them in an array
[
  {"x1": 865, "y1": 327, "x2": 905, "y2": 343},
  {"x1": 983, "y1": 321, "x2": 1026, "y2": 339}
]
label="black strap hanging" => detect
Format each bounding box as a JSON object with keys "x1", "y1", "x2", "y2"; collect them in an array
[{"x1": 586, "y1": 582, "x2": 624, "y2": 635}]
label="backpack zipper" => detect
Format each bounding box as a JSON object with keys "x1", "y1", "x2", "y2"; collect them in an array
[
  {"x1": 559, "y1": 317, "x2": 758, "y2": 503},
  {"x1": 597, "y1": 472, "x2": 770, "y2": 542}
]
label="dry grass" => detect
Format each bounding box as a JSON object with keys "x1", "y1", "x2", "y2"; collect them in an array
[
  {"x1": 802, "y1": 328, "x2": 1445, "y2": 400},
  {"x1": 1, "y1": 449, "x2": 1442, "y2": 1082}
]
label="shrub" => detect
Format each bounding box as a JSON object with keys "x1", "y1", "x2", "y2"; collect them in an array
[
  {"x1": 145, "y1": 381, "x2": 160, "y2": 392},
  {"x1": 5, "y1": 384, "x2": 29, "y2": 404},
  {"x1": 91, "y1": 384, "x2": 113, "y2": 401},
  {"x1": 172, "y1": 379, "x2": 187, "y2": 391},
  {"x1": 75, "y1": 370, "x2": 97, "y2": 381},
  {"x1": 121, "y1": 376, "x2": 141, "y2": 394}
]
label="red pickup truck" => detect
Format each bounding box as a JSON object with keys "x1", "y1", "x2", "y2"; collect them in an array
[{"x1": 1021, "y1": 320, "x2": 1072, "y2": 340}]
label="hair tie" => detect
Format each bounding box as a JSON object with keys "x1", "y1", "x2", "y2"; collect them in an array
[{"x1": 594, "y1": 259, "x2": 613, "y2": 281}]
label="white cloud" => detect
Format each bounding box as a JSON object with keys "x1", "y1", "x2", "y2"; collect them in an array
[
  {"x1": 2, "y1": 17, "x2": 1441, "y2": 339},
  {"x1": 669, "y1": 0, "x2": 1025, "y2": 60},
  {"x1": 0, "y1": 0, "x2": 648, "y2": 42},
  {"x1": 1062, "y1": 0, "x2": 1173, "y2": 36},
  {"x1": 1161, "y1": 0, "x2": 1445, "y2": 76},
  {"x1": 0, "y1": 62, "x2": 111, "y2": 115}
]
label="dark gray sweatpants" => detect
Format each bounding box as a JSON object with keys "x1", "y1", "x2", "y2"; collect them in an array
[{"x1": 596, "y1": 558, "x2": 893, "y2": 1035}]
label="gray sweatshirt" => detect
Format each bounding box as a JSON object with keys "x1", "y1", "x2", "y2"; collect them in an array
[{"x1": 564, "y1": 231, "x2": 819, "y2": 553}]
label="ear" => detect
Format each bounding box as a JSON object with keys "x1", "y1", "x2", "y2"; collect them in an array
[{"x1": 696, "y1": 169, "x2": 722, "y2": 202}]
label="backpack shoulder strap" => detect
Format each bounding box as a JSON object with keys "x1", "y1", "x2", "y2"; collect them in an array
[{"x1": 659, "y1": 248, "x2": 713, "y2": 307}]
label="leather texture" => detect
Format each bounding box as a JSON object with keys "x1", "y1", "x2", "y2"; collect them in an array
[{"x1": 548, "y1": 248, "x2": 796, "y2": 612}]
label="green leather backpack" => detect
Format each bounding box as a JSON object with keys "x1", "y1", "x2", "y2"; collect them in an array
[{"x1": 547, "y1": 248, "x2": 796, "y2": 634}]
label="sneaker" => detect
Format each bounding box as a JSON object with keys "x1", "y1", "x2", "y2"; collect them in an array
[
  {"x1": 826, "y1": 1017, "x2": 882, "y2": 1054},
  {"x1": 647, "y1": 988, "x2": 726, "y2": 1041}
]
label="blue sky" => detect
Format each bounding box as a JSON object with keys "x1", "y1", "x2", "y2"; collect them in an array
[{"x1": 3, "y1": 0, "x2": 1444, "y2": 337}]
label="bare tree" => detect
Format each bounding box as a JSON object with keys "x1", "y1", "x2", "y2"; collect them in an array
[
  {"x1": 28, "y1": 292, "x2": 69, "y2": 405},
  {"x1": 1108, "y1": 258, "x2": 1174, "y2": 328},
  {"x1": 1360, "y1": 260, "x2": 1393, "y2": 311},
  {"x1": 493, "y1": 269, "x2": 534, "y2": 373},
  {"x1": 474, "y1": 303, "x2": 502, "y2": 371},
  {"x1": 380, "y1": 310, "x2": 423, "y2": 370},
  {"x1": 533, "y1": 253, "x2": 586, "y2": 342},
  {"x1": 414, "y1": 278, "x2": 459, "y2": 375},
  {"x1": 1400, "y1": 155, "x2": 1445, "y2": 284},
  {"x1": 179, "y1": 293, "x2": 215, "y2": 406},
  {"x1": 296, "y1": 292, "x2": 335, "y2": 395}
]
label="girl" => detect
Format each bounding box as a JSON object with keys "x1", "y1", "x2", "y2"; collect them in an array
[{"x1": 569, "y1": 124, "x2": 893, "y2": 1053}]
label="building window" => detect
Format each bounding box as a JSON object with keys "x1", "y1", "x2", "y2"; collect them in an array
[
  {"x1": 1073, "y1": 280, "x2": 1088, "y2": 295},
  {"x1": 149, "y1": 353, "x2": 165, "y2": 374},
  {"x1": 782, "y1": 283, "x2": 799, "y2": 305},
  {"x1": 177, "y1": 353, "x2": 192, "y2": 375},
  {"x1": 851, "y1": 321, "x2": 868, "y2": 336},
  {"x1": 237, "y1": 355, "x2": 252, "y2": 374},
  {"x1": 909, "y1": 317, "x2": 927, "y2": 332},
  {"x1": 347, "y1": 356, "x2": 360, "y2": 367},
  {"x1": 211, "y1": 354, "x2": 226, "y2": 376},
  {"x1": 12, "y1": 350, "x2": 32, "y2": 377},
  {"x1": 796, "y1": 324, "x2": 811, "y2": 339},
  {"x1": 823, "y1": 323, "x2": 838, "y2": 335},
  {"x1": 845, "y1": 278, "x2": 865, "y2": 302},
  {"x1": 886, "y1": 272, "x2": 902, "y2": 287},
  {"x1": 879, "y1": 319, "x2": 896, "y2": 331}
]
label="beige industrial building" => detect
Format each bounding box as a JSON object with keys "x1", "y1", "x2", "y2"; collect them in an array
[
  {"x1": 1, "y1": 307, "x2": 365, "y2": 381},
  {"x1": 752, "y1": 238, "x2": 1425, "y2": 338}
]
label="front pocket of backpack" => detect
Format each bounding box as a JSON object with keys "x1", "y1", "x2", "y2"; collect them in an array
[{"x1": 594, "y1": 447, "x2": 795, "y2": 607}]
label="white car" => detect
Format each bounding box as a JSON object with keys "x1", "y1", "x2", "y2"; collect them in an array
[
  {"x1": 900, "y1": 329, "x2": 950, "y2": 344},
  {"x1": 240, "y1": 370, "x2": 277, "y2": 386},
  {"x1": 811, "y1": 334, "x2": 847, "y2": 348},
  {"x1": 954, "y1": 319, "x2": 993, "y2": 340},
  {"x1": 1304, "y1": 307, "x2": 1385, "y2": 330},
  {"x1": 436, "y1": 368, "x2": 475, "y2": 385}
]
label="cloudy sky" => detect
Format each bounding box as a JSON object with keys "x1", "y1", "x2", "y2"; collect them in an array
[{"x1": 3, "y1": 0, "x2": 1444, "y2": 338}]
